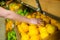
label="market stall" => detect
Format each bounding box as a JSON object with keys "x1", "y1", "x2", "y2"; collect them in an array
[{"x1": 0, "y1": 0, "x2": 60, "y2": 40}]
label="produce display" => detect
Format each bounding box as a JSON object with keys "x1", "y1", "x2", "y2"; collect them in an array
[
  {"x1": 7, "y1": 29, "x2": 17, "y2": 40},
  {"x1": 0, "y1": 1, "x2": 60, "y2": 40},
  {"x1": 6, "y1": 19, "x2": 13, "y2": 31},
  {"x1": 17, "y1": 13, "x2": 58, "y2": 40}
]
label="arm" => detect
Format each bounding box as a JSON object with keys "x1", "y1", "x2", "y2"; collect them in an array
[
  {"x1": 0, "y1": 7, "x2": 42, "y2": 25},
  {"x1": 6, "y1": 11, "x2": 30, "y2": 23},
  {"x1": 0, "y1": 7, "x2": 30, "y2": 23}
]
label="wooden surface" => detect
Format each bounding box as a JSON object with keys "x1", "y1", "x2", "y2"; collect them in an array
[
  {"x1": 0, "y1": 18, "x2": 6, "y2": 40},
  {"x1": 39, "y1": 0, "x2": 60, "y2": 17},
  {"x1": 21, "y1": 0, "x2": 38, "y2": 8},
  {"x1": 21, "y1": 0, "x2": 60, "y2": 17}
]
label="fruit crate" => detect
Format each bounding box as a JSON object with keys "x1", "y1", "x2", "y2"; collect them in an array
[{"x1": 0, "y1": 0, "x2": 60, "y2": 40}]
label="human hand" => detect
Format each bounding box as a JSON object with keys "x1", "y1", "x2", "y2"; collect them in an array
[{"x1": 29, "y1": 18, "x2": 43, "y2": 25}]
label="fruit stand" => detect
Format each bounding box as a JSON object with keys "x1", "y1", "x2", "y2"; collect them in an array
[{"x1": 0, "y1": 0, "x2": 60, "y2": 40}]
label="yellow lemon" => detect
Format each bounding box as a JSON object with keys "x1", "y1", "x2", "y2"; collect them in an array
[
  {"x1": 31, "y1": 13, "x2": 36, "y2": 18},
  {"x1": 17, "y1": 25, "x2": 24, "y2": 33},
  {"x1": 15, "y1": 21, "x2": 20, "y2": 25},
  {"x1": 37, "y1": 12, "x2": 42, "y2": 16},
  {"x1": 29, "y1": 25, "x2": 39, "y2": 36},
  {"x1": 36, "y1": 15, "x2": 41, "y2": 18},
  {"x1": 40, "y1": 32, "x2": 49, "y2": 39},
  {"x1": 46, "y1": 24, "x2": 56, "y2": 34},
  {"x1": 21, "y1": 34, "x2": 29, "y2": 40},
  {"x1": 20, "y1": 22, "x2": 29, "y2": 32},
  {"x1": 43, "y1": 17, "x2": 50, "y2": 23},
  {"x1": 6, "y1": 20, "x2": 13, "y2": 31},
  {"x1": 30, "y1": 35, "x2": 40, "y2": 40},
  {"x1": 14, "y1": 5, "x2": 20, "y2": 10},
  {"x1": 9, "y1": 3, "x2": 20, "y2": 11},
  {"x1": 40, "y1": 14, "x2": 46, "y2": 19},
  {"x1": 39, "y1": 26, "x2": 49, "y2": 39},
  {"x1": 9, "y1": 7, "x2": 14, "y2": 11},
  {"x1": 39, "y1": 26, "x2": 47, "y2": 33},
  {"x1": 27, "y1": 15, "x2": 32, "y2": 18}
]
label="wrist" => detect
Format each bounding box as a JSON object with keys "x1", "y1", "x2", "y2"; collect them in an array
[
  {"x1": 23, "y1": 18, "x2": 31, "y2": 23},
  {"x1": 28, "y1": 18, "x2": 37, "y2": 24}
]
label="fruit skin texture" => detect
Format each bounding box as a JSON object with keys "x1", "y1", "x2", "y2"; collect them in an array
[
  {"x1": 6, "y1": 20, "x2": 13, "y2": 31},
  {"x1": 15, "y1": 21, "x2": 20, "y2": 25},
  {"x1": 9, "y1": 3, "x2": 20, "y2": 11},
  {"x1": 17, "y1": 22, "x2": 29, "y2": 33},
  {"x1": 46, "y1": 24, "x2": 56, "y2": 34},
  {"x1": 30, "y1": 35, "x2": 40, "y2": 40},
  {"x1": 29, "y1": 25, "x2": 39, "y2": 36},
  {"x1": 36, "y1": 15, "x2": 41, "y2": 18},
  {"x1": 27, "y1": 15, "x2": 32, "y2": 18},
  {"x1": 39, "y1": 26, "x2": 49, "y2": 39},
  {"x1": 21, "y1": 34, "x2": 29, "y2": 40},
  {"x1": 20, "y1": 22, "x2": 29, "y2": 32},
  {"x1": 17, "y1": 25, "x2": 24, "y2": 34}
]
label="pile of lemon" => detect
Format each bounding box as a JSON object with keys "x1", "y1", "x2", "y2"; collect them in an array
[
  {"x1": 6, "y1": 11, "x2": 60, "y2": 40},
  {"x1": 16, "y1": 12, "x2": 60, "y2": 40},
  {"x1": 17, "y1": 22, "x2": 56, "y2": 40}
]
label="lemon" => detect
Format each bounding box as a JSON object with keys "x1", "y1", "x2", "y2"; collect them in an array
[
  {"x1": 46, "y1": 24, "x2": 56, "y2": 34},
  {"x1": 14, "y1": 5, "x2": 20, "y2": 10},
  {"x1": 6, "y1": 20, "x2": 13, "y2": 31},
  {"x1": 21, "y1": 34, "x2": 29, "y2": 40},
  {"x1": 36, "y1": 15, "x2": 40, "y2": 18},
  {"x1": 40, "y1": 14, "x2": 46, "y2": 19},
  {"x1": 40, "y1": 32, "x2": 49, "y2": 39},
  {"x1": 37, "y1": 12, "x2": 41, "y2": 16},
  {"x1": 31, "y1": 13, "x2": 36, "y2": 18},
  {"x1": 30, "y1": 35, "x2": 40, "y2": 40},
  {"x1": 17, "y1": 25, "x2": 24, "y2": 33},
  {"x1": 39, "y1": 26, "x2": 47, "y2": 33},
  {"x1": 15, "y1": 21, "x2": 20, "y2": 25},
  {"x1": 43, "y1": 17, "x2": 50, "y2": 23},
  {"x1": 9, "y1": 3, "x2": 20, "y2": 11},
  {"x1": 20, "y1": 22, "x2": 29, "y2": 32},
  {"x1": 39, "y1": 26, "x2": 49, "y2": 39},
  {"x1": 29, "y1": 25, "x2": 39, "y2": 36},
  {"x1": 27, "y1": 15, "x2": 32, "y2": 18}
]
